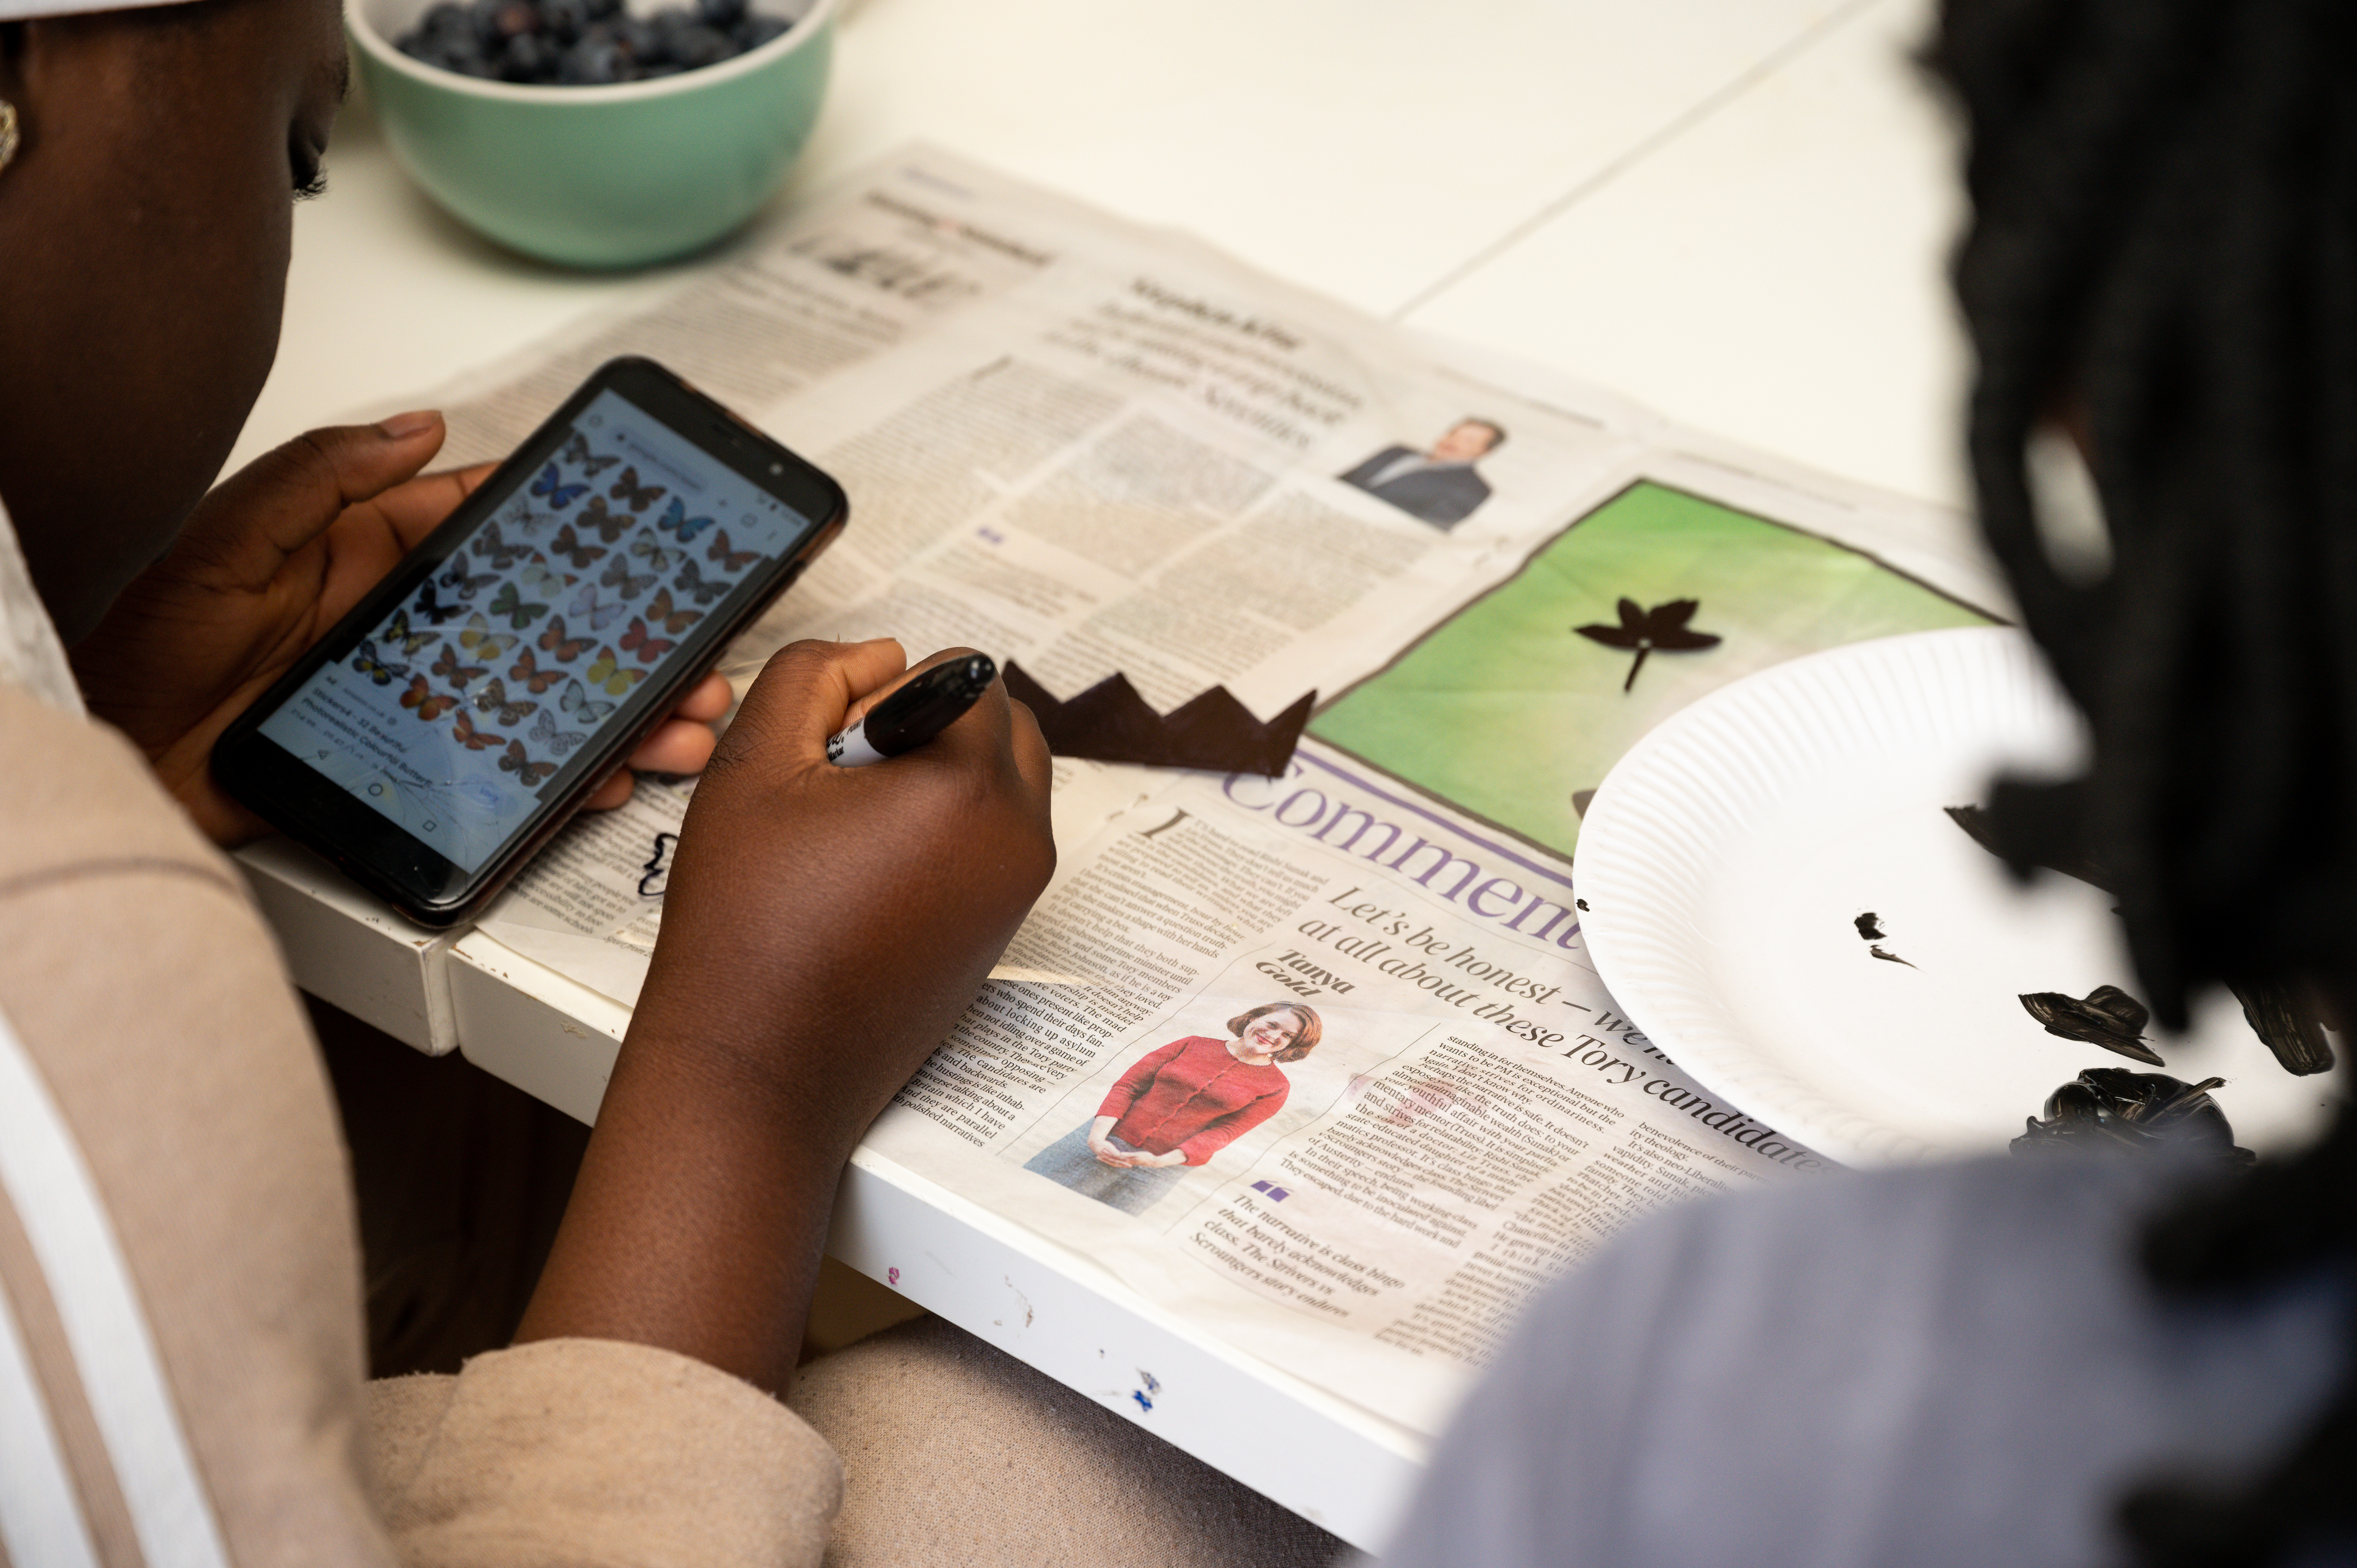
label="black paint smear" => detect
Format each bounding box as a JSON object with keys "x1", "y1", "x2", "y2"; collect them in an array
[
  {"x1": 2012, "y1": 1067, "x2": 2254, "y2": 1168},
  {"x1": 1854, "y1": 911, "x2": 1914, "y2": 965},
  {"x1": 1948, "y1": 804, "x2": 2336, "y2": 1076},
  {"x1": 1574, "y1": 598, "x2": 1723, "y2": 692},
  {"x1": 2020, "y1": 984, "x2": 2164, "y2": 1065},
  {"x1": 2225, "y1": 976, "x2": 2336, "y2": 1075}
]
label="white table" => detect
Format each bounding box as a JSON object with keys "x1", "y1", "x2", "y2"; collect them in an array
[{"x1": 240, "y1": 0, "x2": 1968, "y2": 1548}]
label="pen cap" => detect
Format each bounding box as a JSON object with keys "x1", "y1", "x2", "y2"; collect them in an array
[{"x1": 865, "y1": 653, "x2": 998, "y2": 753}]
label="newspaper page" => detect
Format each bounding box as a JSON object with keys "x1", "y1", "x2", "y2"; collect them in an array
[
  {"x1": 397, "y1": 145, "x2": 2007, "y2": 1429},
  {"x1": 863, "y1": 739, "x2": 1843, "y2": 1431}
]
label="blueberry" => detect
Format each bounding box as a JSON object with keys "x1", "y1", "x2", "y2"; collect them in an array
[
  {"x1": 733, "y1": 12, "x2": 788, "y2": 48},
  {"x1": 539, "y1": 0, "x2": 589, "y2": 39},
  {"x1": 663, "y1": 21, "x2": 729, "y2": 66},
  {"x1": 557, "y1": 36, "x2": 628, "y2": 83},
  {"x1": 583, "y1": 0, "x2": 624, "y2": 18},
  {"x1": 609, "y1": 14, "x2": 658, "y2": 58},
  {"x1": 695, "y1": 0, "x2": 746, "y2": 27},
  {"x1": 500, "y1": 30, "x2": 555, "y2": 79},
  {"x1": 419, "y1": 1, "x2": 481, "y2": 48}
]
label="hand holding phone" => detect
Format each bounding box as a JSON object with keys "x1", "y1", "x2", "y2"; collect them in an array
[
  {"x1": 210, "y1": 358, "x2": 847, "y2": 925},
  {"x1": 72, "y1": 413, "x2": 472, "y2": 844}
]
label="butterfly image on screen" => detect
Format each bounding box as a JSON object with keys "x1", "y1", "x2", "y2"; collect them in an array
[
  {"x1": 569, "y1": 584, "x2": 628, "y2": 632},
  {"x1": 537, "y1": 616, "x2": 593, "y2": 664},
  {"x1": 548, "y1": 523, "x2": 609, "y2": 570},
  {"x1": 411, "y1": 579, "x2": 467, "y2": 626},
  {"x1": 381, "y1": 608, "x2": 439, "y2": 657},
  {"x1": 705, "y1": 530, "x2": 761, "y2": 573},
  {"x1": 558, "y1": 678, "x2": 617, "y2": 724},
  {"x1": 350, "y1": 639, "x2": 408, "y2": 686},
  {"x1": 399, "y1": 675, "x2": 459, "y2": 721},
  {"x1": 640, "y1": 586, "x2": 703, "y2": 635},
  {"x1": 489, "y1": 581, "x2": 551, "y2": 630},
  {"x1": 456, "y1": 613, "x2": 516, "y2": 663},
  {"x1": 671, "y1": 560, "x2": 731, "y2": 606},
  {"x1": 529, "y1": 461, "x2": 590, "y2": 510},
  {"x1": 437, "y1": 553, "x2": 498, "y2": 602},
  {"x1": 507, "y1": 648, "x2": 565, "y2": 694},
  {"x1": 601, "y1": 557, "x2": 657, "y2": 600},
  {"x1": 626, "y1": 532, "x2": 680, "y2": 572},
  {"x1": 473, "y1": 519, "x2": 540, "y2": 572},
  {"x1": 431, "y1": 643, "x2": 488, "y2": 691},
  {"x1": 584, "y1": 646, "x2": 650, "y2": 698},
  {"x1": 562, "y1": 430, "x2": 621, "y2": 477},
  {"x1": 610, "y1": 466, "x2": 667, "y2": 513},
  {"x1": 471, "y1": 679, "x2": 539, "y2": 727},
  {"x1": 498, "y1": 740, "x2": 558, "y2": 786},
  {"x1": 528, "y1": 708, "x2": 592, "y2": 758},
  {"x1": 619, "y1": 617, "x2": 675, "y2": 662},
  {"x1": 517, "y1": 561, "x2": 577, "y2": 600},
  {"x1": 638, "y1": 831, "x2": 678, "y2": 899},
  {"x1": 576, "y1": 495, "x2": 635, "y2": 544},
  {"x1": 655, "y1": 495, "x2": 716, "y2": 542},
  {"x1": 450, "y1": 710, "x2": 505, "y2": 751},
  {"x1": 495, "y1": 494, "x2": 551, "y2": 539}
]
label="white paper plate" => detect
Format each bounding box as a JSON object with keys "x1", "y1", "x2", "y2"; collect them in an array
[{"x1": 1575, "y1": 627, "x2": 2339, "y2": 1167}]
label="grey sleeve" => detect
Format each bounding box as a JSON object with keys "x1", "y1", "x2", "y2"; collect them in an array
[{"x1": 1368, "y1": 1156, "x2": 2343, "y2": 1568}]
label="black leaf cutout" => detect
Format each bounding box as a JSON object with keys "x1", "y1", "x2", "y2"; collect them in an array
[
  {"x1": 1575, "y1": 598, "x2": 1723, "y2": 692},
  {"x1": 2020, "y1": 984, "x2": 2165, "y2": 1066}
]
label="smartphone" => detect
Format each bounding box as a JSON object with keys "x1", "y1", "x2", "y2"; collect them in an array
[{"x1": 214, "y1": 356, "x2": 847, "y2": 927}]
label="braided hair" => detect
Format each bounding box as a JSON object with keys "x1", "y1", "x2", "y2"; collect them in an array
[{"x1": 1928, "y1": 0, "x2": 2357, "y2": 1561}]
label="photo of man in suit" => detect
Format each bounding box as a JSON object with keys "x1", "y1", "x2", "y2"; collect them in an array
[{"x1": 1338, "y1": 418, "x2": 1506, "y2": 529}]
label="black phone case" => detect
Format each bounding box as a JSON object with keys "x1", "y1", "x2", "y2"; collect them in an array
[{"x1": 212, "y1": 357, "x2": 846, "y2": 927}]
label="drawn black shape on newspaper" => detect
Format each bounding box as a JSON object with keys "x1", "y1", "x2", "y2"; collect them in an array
[{"x1": 1308, "y1": 479, "x2": 1999, "y2": 862}]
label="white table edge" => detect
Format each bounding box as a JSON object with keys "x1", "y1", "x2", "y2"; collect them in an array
[{"x1": 445, "y1": 930, "x2": 1426, "y2": 1551}]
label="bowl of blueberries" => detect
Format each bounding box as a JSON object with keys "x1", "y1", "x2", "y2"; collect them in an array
[{"x1": 349, "y1": 0, "x2": 835, "y2": 267}]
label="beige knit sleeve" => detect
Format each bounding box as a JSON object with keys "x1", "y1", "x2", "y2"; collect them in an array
[{"x1": 367, "y1": 1338, "x2": 841, "y2": 1568}]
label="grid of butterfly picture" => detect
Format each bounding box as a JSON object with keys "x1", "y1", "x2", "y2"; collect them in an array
[{"x1": 346, "y1": 428, "x2": 772, "y2": 788}]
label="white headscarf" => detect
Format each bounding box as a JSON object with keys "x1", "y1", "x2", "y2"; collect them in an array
[{"x1": 0, "y1": 502, "x2": 87, "y2": 715}]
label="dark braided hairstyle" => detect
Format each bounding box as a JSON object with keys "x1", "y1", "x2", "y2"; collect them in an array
[{"x1": 1928, "y1": 0, "x2": 2357, "y2": 1562}]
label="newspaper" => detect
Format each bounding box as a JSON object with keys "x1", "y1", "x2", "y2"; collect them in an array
[{"x1": 406, "y1": 145, "x2": 2007, "y2": 1432}]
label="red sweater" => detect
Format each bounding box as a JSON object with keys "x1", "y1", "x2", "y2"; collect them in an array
[{"x1": 1097, "y1": 1035, "x2": 1292, "y2": 1165}]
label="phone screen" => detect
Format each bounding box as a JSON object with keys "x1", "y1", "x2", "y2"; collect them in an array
[{"x1": 256, "y1": 386, "x2": 817, "y2": 874}]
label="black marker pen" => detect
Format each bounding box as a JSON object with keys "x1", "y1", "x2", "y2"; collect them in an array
[{"x1": 827, "y1": 653, "x2": 999, "y2": 767}]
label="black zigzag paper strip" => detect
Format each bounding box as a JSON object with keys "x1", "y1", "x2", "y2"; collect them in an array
[{"x1": 1002, "y1": 662, "x2": 1315, "y2": 777}]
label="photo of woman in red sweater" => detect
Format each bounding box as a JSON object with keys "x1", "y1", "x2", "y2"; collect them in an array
[{"x1": 1023, "y1": 1003, "x2": 1324, "y2": 1216}]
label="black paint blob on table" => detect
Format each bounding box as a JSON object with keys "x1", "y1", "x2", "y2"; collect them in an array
[
  {"x1": 2020, "y1": 984, "x2": 2165, "y2": 1065},
  {"x1": 1945, "y1": 802, "x2": 2336, "y2": 1075},
  {"x1": 396, "y1": 0, "x2": 791, "y2": 85},
  {"x1": 2011, "y1": 1067, "x2": 2254, "y2": 1167},
  {"x1": 1573, "y1": 598, "x2": 1722, "y2": 692}
]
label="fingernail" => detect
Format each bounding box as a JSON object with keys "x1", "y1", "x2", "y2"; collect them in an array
[{"x1": 376, "y1": 409, "x2": 441, "y2": 440}]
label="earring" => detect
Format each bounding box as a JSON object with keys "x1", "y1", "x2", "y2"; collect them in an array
[{"x1": 0, "y1": 102, "x2": 17, "y2": 173}]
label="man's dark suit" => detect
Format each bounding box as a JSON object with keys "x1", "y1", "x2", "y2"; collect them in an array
[{"x1": 1337, "y1": 445, "x2": 1493, "y2": 529}]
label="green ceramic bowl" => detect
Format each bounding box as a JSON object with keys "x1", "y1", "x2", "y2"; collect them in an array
[{"x1": 348, "y1": 0, "x2": 836, "y2": 268}]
